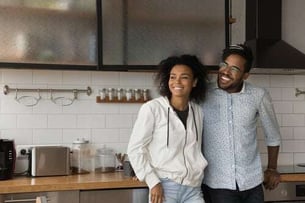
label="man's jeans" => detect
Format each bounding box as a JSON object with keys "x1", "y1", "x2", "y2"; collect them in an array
[{"x1": 202, "y1": 184, "x2": 264, "y2": 203}]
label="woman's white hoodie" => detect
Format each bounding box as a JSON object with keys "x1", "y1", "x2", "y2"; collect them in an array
[{"x1": 127, "y1": 96, "x2": 207, "y2": 189}]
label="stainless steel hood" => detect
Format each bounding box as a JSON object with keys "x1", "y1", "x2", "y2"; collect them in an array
[{"x1": 245, "y1": 0, "x2": 305, "y2": 72}]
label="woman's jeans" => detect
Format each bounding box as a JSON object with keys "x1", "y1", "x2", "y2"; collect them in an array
[{"x1": 156, "y1": 178, "x2": 204, "y2": 203}]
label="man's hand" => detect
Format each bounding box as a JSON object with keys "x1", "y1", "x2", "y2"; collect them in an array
[
  {"x1": 263, "y1": 168, "x2": 280, "y2": 190},
  {"x1": 150, "y1": 183, "x2": 164, "y2": 203}
]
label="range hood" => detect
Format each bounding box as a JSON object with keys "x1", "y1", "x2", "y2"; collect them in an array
[{"x1": 245, "y1": 0, "x2": 305, "y2": 73}]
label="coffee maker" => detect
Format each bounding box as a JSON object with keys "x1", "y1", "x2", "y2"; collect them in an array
[{"x1": 0, "y1": 139, "x2": 16, "y2": 180}]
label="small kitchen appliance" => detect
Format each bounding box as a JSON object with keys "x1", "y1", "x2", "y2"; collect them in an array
[
  {"x1": 29, "y1": 146, "x2": 70, "y2": 177},
  {"x1": 0, "y1": 139, "x2": 16, "y2": 180}
]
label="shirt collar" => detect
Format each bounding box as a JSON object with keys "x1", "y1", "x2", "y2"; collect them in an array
[{"x1": 212, "y1": 81, "x2": 247, "y2": 94}]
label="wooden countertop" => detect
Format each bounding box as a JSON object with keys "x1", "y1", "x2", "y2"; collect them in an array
[
  {"x1": 0, "y1": 172, "x2": 147, "y2": 194},
  {"x1": 0, "y1": 171, "x2": 304, "y2": 195},
  {"x1": 280, "y1": 173, "x2": 305, "y2": 182}
]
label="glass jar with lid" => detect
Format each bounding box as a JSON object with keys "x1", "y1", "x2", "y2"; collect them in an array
[
  {"x1": 71, "y1": 138, "x2": 92, "y2": 174},
  {"x1": 95, "y1": 146, "x2": 115, "y2": 173}
]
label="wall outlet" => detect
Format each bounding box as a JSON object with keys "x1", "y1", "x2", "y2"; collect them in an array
[{"x1": 15, "y1": 145, "x2": 32, "y2": 159}]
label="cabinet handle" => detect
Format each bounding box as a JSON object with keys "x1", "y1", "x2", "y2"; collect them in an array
[{"x1": 4, "y1": 196, "x2": 49, "y2": 203}]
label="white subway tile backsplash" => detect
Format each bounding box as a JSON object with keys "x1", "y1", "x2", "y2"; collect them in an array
[
  {"x1": 48, "y1": 115, "x2": 76, "y2": 128},
  {"x1": 33, "y1": 100, "x2": 63, "y2": 114},
  {"x1": 2, "y1": 69, "x2": 33, "y2": 84},
  {"x1": 33, "y1": 70, "x2": 63, "y2": 84},
  {"x1": 294, "y1": 102, "x2": 305, "y2": 113},
  {"x1": 282, "y1": 140, "x2": 305, "y2": 152},
  {"x1": 270, "y1": 75, "x2": 294, "y2": 87},
  {"x1": 278, "y1": 153, "x2": 294, "y2": 166},
  {"x1": 119, "y1": 129, "x2": 132, "y2": 143},
  {"x1": 295, "y1": 75, "x2": 305, "y2": 88},
  {"x1": 62, "y1": 71, "x2": 91, "y2": 85},
  {"x1": 17, "y1": 115, "x2": 47, "y2": 129},
  {"x1": 62, "y1": 129, "x2": 91, "y2": 144},
  {"x1": 106, "y1": 115, "x2": 133, "y2": 128},
  {"x1": 77, "y1": 115, "x2": 106, "y2": 129},
  {"x1": 247, "y1": 75, "x2": 270, "y2": 87},
  {"x1": 294, "y1": 153, "x2": 305, "y2": 164},
  {"x1": 280, "y1": 127, "x2": 294, "y2": 140},
  {"x1": 92, "y1": 129, "x2": 120, "y2": 143},
  {"x1": 282, "y1": 88, "x2": 304, "y2": 101},
  {"x1": 0, "y1": 114, "x2": 17, "y2": 129},
  {"x1": 294, "y1": 127, "x2": 305, "y2": 139},
  {"x1": 33, "y1": 129, "x2": 63, "y2": 144},
  {"x1": 119, "y1": 72, "x2": 148, "y2": 86},
  {"x1": 91, "y1": 103, "x2": 120, "y2": 114},
  {"x1": 119, "y1": 103, "x2": 142, "y2": 114},
  {"x1": 1, "y1": 70, "x2": 305, "y2": 166},
  {"x1": 257, "y1": 140, "x2": 268, "y2": 153},
  {"x1": 273, "y1": 102, "x2": 293, "y2": 113},
  {"x1": 1, "y1": 98, "x2": 33, "y2": 114},
  {"x1": 91, "y1": 71, "x2": 120, "y2": 85},
  {"x1": 0, "y1": 129, "x2": 33, "y2": 145},
  {"x1": 63, "y1": 100, "x2": 94, "y2": 114},
  {"x1": 282, "y1": 114, "x2": 305, "y2": 126},
  {"x1": 267, "y1": 88, "x2": 282, "y2": 101}
]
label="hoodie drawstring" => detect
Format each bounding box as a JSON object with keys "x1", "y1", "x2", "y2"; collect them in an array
[
  {"x1": 191, "y1": 106, "x2": 199, "y2": 141},
  {"x1": 167, "y1": 107, "x2": 170, "y2": 147}
]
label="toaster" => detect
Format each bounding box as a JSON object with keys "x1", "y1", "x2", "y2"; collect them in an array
[{"x1": 29, "y1": 146, "x2": 70, "y2": 177}]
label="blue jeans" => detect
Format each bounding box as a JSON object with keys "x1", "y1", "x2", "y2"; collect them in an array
[
  {"x1": 155, "y1": 178, "x2": 204, "y2": 203},
  {"x1": 202, "y1": 184, "x2": 264, "y2": 203}
]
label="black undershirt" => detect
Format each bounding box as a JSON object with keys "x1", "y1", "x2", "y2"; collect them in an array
[{"x1": 173, "y1": 107, "x2": 189, "y2": 129}]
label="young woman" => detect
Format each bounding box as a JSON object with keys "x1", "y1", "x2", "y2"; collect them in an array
[{"x1": 127, "y1": 54, "x2": 208, "y2": 203}]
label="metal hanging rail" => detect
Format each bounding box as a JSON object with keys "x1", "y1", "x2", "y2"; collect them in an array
[{"x1": 3, "y1": 85, "x2": 92, "y2": 96}]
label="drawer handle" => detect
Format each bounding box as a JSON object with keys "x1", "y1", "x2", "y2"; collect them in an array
[{"x1": 4, "y1": 196, "x2": 49, "y2": 203}]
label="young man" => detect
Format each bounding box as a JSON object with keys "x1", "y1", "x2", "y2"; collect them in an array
[{"x1": 202, "y1": 44, "x2": 281, "y2": 203}]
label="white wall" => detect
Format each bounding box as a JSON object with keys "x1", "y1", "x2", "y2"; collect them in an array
[{"x1": 1, "y1": 69, "x2": 305, "y2": 167}]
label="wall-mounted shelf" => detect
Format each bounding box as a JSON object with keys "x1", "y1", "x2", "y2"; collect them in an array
[{"x1": 96, "y1": 96, "x2": 148, "y2": 103}]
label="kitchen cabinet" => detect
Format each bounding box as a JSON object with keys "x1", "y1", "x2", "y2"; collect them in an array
[
  {"x1": 0, "y1": 0, "x2": 228, "y2": 71},
  {"x1": 80, "y1": 188, "x2": 148, "y2": 203},
  {"x1": 0, "y1": 191, "x2": 79, "y2": 203},
  {"x1": 0, "y1": 0, "x2": 97, "y2": 70},
  {"x1": 0, "y1": 189, "x2": 148, "y2": 203},
  {"x1": 100, "y1": 0, "x2": 229, "y2": 71}
]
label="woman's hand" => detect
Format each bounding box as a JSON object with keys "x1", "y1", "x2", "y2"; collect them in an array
[
  {"x1": 150, "y1": 183, "x2": 164, "y2": 203},
  {"x1": 263, "y1": 168, "x2": 280, "y2": 190}
]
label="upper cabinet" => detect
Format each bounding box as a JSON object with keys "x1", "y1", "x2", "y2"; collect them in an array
[
  {"x1": 0, "y1": 0, "x2": 97, "y2": 70},
  {"x1": 0, "y1": 0, "x2": 228, "y2": 71},
  {"x1": 100, "y1": 0, "x2": 228, "y2": 70}
]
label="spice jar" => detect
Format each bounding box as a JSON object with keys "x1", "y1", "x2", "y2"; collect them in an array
[
  {"x1": 95, "y1": 146, "x2": 115, "y2": 173},
  {"x1": 71, "y1": 138, "x2": 91, "y2": 174}
]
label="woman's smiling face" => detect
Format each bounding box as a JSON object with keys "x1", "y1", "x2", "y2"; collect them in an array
[{"x1": 168, "y1": 64, "x2": 197, "y2": 99}]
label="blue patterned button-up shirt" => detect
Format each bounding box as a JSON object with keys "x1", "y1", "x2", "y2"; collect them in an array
[{"x1": 202, "y1": 82, "x2": 281, "y2": 191}]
